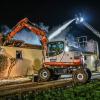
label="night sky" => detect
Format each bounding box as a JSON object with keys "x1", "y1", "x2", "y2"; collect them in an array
[
  {"x1": 0, "y1": 0, "x2": 100, "y2": 41},
  {"x1": 0, "y1": 0, "x2": 100, "y2": 28}
]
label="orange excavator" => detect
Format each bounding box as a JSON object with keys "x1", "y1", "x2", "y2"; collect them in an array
[
  {"x1": 2, "y1": 18, "x2": 91, "y2": 83},
  {"x1": 3, "y1": 18, "x2": 48, "y2": 51}
]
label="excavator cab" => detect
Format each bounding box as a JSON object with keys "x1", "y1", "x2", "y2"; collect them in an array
[{"x1": 47, "y1": 41, "x2": 64, "y2": 57}]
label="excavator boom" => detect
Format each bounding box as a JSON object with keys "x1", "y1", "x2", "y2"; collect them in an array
[{"x1": 4, "y1": 18, "x2": 48, "y2": 51}]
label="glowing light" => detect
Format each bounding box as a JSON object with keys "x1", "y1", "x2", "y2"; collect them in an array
[
  {"x1": 64, "y1": 46, "x2": 69, "y2": 52},
  {"x1": 75, "y1": 16, "x2": 84, "y2": 24},
  {"x1": 80, "y1": 17, "x2": 84, "y2": 22},
  {"x1": 91, "y1": 56, "x2": 94, "y2": 63}
]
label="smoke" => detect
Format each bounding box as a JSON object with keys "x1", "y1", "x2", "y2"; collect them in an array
[
  {"x1": 38, "y1": 22, "x2": 49, "y2": 33},
  {"x1": 0, "y1": 21, "x2": 83, "y2": 51},
  {"x1": 49, "y1": 27, "x2": 70, "y2": 41},
  {"x1": 1, "y1": 25, "x2": 11, "y2": 35},
  {"x1": 48, "y1": 19, "x2": 79, "y2": 48},
  {"x1": 0, "y1": 22, "x2": 49, "y2": 45},
  {"x1": 66, "y1": 34, "x2": 79, "y2": 48},
  {"x1": 48, "y1": 19, "x2": 86, "y2": 51},
  {"x1": 13, "y1": 28, "x2": 41, "y2": 45},
  {"x1": 13, "y1": 22, "x2": 49, "y2": 45},
  {"x1": 48, "y1": 19, "x2": 75, "y2": 41}
]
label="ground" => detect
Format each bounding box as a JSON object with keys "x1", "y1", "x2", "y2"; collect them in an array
[
  {"x1": 3, "y1": 79, "x2": 100, "y2": 100},
  {"x1": 1, "y1": 72, "x2": 100, "y2": 100}
]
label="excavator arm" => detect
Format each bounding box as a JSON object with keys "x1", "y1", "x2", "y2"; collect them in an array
[{"x1": 3, "y1": 18, "x2": 48, "y2": 51}]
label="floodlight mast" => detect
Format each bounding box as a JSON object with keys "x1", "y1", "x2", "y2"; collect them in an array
[
  {"x1": 82, "y1": 21, "x2": 100, "y2": 38},
  {"x1": 75, "y1": 15, "x2": 100, "y2": 58},
  {"x1": 82, "y1": 21, "x2": 100, "y2": 58},
  {"x1": 75, "y1": 15, "x2": 100, "y2": 39}
]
